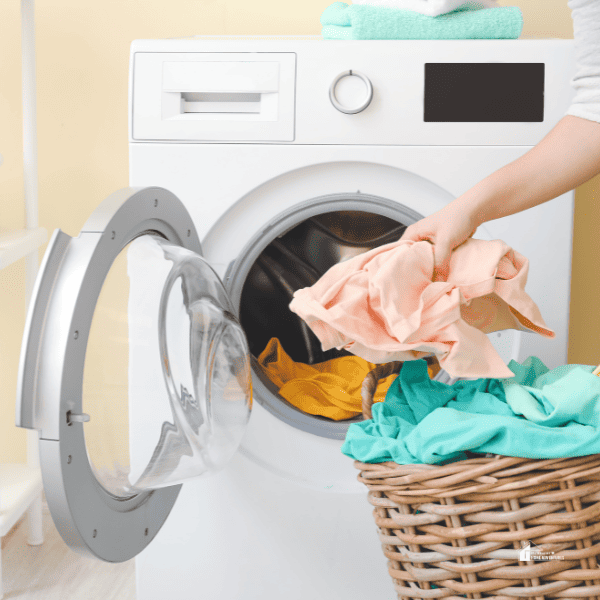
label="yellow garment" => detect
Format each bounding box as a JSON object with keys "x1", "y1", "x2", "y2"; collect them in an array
[{"x1": 257, "y1": 338, "x2": 398, "y2": 421}]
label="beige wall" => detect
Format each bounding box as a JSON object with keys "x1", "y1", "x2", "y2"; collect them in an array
[{"x1": 0, "y1": 0, "x2": 591, "y2": 463}]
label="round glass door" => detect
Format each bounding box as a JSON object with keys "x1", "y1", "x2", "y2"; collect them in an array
[
  {"x1": 82, "y1": 234, "x2": 252, "y2": 498},
  {"x1": 17, "y1": 188, "x2": 252, "y2": 561}
]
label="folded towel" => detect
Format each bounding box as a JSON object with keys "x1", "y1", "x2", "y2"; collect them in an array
[
  {"x1": 289, "y1": 238, "x2": 553, "y2": 379},
  {"x1": 351, "y1": 0, "x2": 498, "y2": 18},
  {"x1": 341, "y1": 358, "x2": 600, "y2": 465},
  {"x1": 321, "y1": 2, "x2": 523, "y2": 40}
]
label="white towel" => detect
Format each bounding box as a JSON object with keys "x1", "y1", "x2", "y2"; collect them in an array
[{"x1": 350, "y1": 0, "x2": 498, "y2": 17}]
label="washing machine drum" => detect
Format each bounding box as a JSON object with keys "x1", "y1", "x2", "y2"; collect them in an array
[{"x1": 16, "y1": 188, "x2": 252, "y2": 562}]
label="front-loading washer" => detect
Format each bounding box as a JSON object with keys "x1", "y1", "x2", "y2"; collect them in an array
[{"x1": 17, "y1": 37, "x2": 576, "y2": 599}]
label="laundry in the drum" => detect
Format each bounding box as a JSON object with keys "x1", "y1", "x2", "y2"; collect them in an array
[
  {"x1": 320, "y1": 2, "x2": 523, "y2": 40},
  {"x1": 341, "y1": 358, "x2": 600, "y2": 465},
  {"x1": 289, "y1": 238, "x2": 554, "y2": 379},
  {"x1": 257, "y1": 337, "x2": 398, "y2": 420}
]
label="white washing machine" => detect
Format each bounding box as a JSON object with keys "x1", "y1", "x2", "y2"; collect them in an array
[{"x1": 17, "y1": 37, "x2": 576, "y2": 600}]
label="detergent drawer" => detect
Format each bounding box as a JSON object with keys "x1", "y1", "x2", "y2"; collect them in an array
[{"x1": 132, "y1": 52, "x2": 296, "y2": 142}]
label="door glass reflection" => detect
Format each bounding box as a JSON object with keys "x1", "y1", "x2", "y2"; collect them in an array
[{"x1": 82, "y1": 234, "x2": 252, "y2": 498}]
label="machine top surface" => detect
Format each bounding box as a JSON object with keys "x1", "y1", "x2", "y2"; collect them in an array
[{"x1": 132, "y1": 35, "x2": 572, "y2": 47}]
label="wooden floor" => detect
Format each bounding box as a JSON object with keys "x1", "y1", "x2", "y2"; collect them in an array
[{"x1": 1, "y1": 506, "x2": 135, "y2": 600}]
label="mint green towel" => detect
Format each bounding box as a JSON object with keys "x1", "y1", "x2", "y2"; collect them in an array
[
  {"x1": 341, "y1": 357, "x2": 600, "y2": 465},
  {"x1": 321, "y1": 2, "x2": 523, "y2": 40}
]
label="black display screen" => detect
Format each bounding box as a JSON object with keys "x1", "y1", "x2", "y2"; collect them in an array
[{"x1": 424, "y1": 63, "x2": 545, "y2": 122}]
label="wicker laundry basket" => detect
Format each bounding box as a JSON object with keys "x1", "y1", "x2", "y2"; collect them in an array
[{"x1": 356, "y1": 361, "x2": 600, "y2": 600}]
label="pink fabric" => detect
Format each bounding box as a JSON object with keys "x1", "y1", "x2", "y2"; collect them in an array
[{"x1": 288, "y1": 238, "x2": 554, "y2": 378}]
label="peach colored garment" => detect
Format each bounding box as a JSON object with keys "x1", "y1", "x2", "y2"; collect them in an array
[{"x1": 289, "y1": 238, "x2": 554, "y2": 378}]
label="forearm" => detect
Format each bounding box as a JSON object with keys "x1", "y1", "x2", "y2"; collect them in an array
[{"x1": 454, "y1": 115, "x2": 600, "y2": 227}]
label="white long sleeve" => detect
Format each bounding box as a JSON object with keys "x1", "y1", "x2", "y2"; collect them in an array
[{"x1": 566, "y1": 0, "x2": 600, "y2": 123}]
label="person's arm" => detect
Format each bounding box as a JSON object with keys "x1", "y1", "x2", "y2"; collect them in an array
[
  {"x1": 472, "y1": 0, "x2": 600, "y2": 223},
  {"x1": 463, "y1": 115, "x2": 600, "y2": 225},
  {"x1": 401, "y1": 115, "x2": 600, "y2": 277},
  {"x1": 403, "y1": 0, "x2": 600, "y2": 277}
]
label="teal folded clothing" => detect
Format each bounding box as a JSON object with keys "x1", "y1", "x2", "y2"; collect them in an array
[
  {"x1": 341, "y1": 357, "x2": 600, "y2": 465},
  {"x1": 321, "y1": 2, "x2": 523, "y2": 40}
]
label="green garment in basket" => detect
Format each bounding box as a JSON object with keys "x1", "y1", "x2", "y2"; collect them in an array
[
  {"x1": 341, "y1": 357, "x2": 600, "y2": 465},
  {"x1": 320, "y1": 2, "x2": 523, "y2": 40}
]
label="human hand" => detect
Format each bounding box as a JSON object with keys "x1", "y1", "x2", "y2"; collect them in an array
[{"x1": 400, "y1": 202, "x2": 479, "y2": 279}]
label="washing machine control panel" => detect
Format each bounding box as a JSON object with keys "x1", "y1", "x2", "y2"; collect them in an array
[{"x1": 129, "y1": 39, "x2": 575, "y2": 146}]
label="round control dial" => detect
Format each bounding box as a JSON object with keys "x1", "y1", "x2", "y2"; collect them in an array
[{"x1": 329, "y1": 70, "x2": 373, "y2": 114}]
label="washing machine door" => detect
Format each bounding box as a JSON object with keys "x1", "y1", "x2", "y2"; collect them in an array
[{"x1": 16, "y1": 187, "x2": 252, "y2": 562}]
